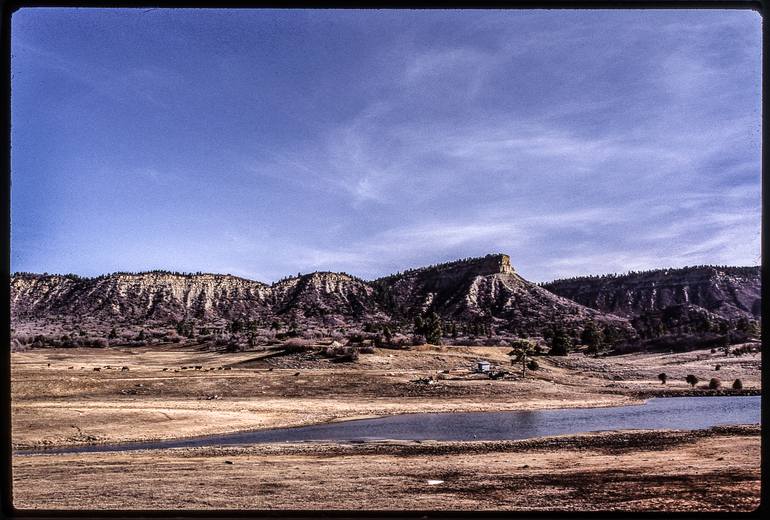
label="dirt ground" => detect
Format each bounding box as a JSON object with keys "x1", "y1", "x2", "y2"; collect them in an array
[
  {"x1": 10, "y1": 343, "x2": 762, "y2": 511},
  {"x1": 12, "y1": 425, "x2": 760, "y2": 511},
  {"x1": 11, "y1": 343, "x2": 760, "y2": 448}
]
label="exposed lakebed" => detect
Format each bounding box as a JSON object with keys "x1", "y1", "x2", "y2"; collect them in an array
[{"x1": 19, "y1": 395, "x2": 760, "y2": 455}]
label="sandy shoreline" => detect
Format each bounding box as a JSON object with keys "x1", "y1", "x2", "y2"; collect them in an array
[
  {"x1": 12, "y1": 344, "x2": 760, "y2": 450},
  {"x1": 13, "y1": 394, "x2": 649, "y2": 450},
  {"x1": 11, "y1": 344, "x2": 762, "y2": 511},
  {"x1": 13, "y1": 425, "x2": 761, "y2": 511}
]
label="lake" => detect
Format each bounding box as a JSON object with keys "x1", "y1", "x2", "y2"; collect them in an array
[{"x1": 18, "y1": 395, "x2": 760, "y2": 455}]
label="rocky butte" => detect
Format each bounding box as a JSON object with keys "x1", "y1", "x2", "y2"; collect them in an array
[{"x1": 10, "y1": 254, "x2": 760, "y2": 350}]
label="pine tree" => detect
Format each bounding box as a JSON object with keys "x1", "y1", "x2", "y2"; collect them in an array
[
  {"x1": 581, "y1": 321, "x2": 604, "y2": 357},
  {"x1": 549, "y1": 327, "x2": 571, "y2": 356}
]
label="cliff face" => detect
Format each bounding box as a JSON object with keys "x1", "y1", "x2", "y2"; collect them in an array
[
  {"x1": 11, "y1": 272, "x2": 272, "y2": 322},
  {"x1": 542, "y1": 266, "x2": 761, "y2": 321},
  {"x1": 10, "y1": 254, "x2": 632, "y2": 337},
  {"x1": 271, "y1": 272, "x2": 384, "y2": 320},
  {"x1": 374, "y1": 254, "x2": 631, "y2": 336}
]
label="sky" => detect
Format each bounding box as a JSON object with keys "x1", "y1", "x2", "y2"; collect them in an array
[{"x1": 10, "y1": 9, "x2": 762, "y2": 283}]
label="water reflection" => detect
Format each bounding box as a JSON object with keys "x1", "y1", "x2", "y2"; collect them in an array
[{"x1": 19, "y1": 395, "x2": 760, "y2": 455}]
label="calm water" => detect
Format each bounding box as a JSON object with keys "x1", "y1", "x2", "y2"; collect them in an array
[{"x1": 19, "y1": 396, "x2": 760, "y2": 455}]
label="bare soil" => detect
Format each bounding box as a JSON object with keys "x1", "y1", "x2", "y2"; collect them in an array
[
  {"x1": 10, "y1": 343, "x2": 761, "y2": 511},
  {"x1": 13, "y1": 425, "x2": 760, "y2": 511}
]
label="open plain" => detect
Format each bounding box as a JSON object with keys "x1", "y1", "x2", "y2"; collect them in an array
[{"x1": 11, "y1": 343, "x2": 761, "y2": 511}]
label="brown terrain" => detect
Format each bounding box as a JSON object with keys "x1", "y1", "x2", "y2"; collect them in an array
[
  {"x1": 11, "y1": 343, "x2": 761, "y2": 511},
  {"x1": 9, "y1": 255, "x2": 762, "y2": 511}
]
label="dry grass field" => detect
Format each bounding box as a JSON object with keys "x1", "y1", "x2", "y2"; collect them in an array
[{"x1": 10, "y1": 343, "x2": 762, "y2": 511}]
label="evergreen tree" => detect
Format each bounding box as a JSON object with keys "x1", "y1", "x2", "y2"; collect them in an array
[
  {"x1": 422, "y1": 312, "x2": 443, "y2": 345},
  {"x1": 549, "y1": 326, "x2": 571, "y2": 356},
  {"x1": 581, "y1": 321, "x2": 604, "y2": 357},
  {"x1": 509, "y1": 339, "x2": 536, "y2": 376},
  {"x1": 382, "y1": 325, "x2": 392, "y2": 344}
]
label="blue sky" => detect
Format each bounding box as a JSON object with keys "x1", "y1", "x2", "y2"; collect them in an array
[{"x1": 11, "y1": 9, "x2": 761, "y2": 282}]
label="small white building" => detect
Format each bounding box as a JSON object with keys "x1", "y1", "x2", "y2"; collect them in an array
[{"x1": 475, "y1": 361, "x2": 491, "y2": 373}]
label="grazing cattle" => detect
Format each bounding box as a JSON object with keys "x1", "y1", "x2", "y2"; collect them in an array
[
  {"x1": 93, "y1": 367, "x2": 101, "y2": 371},
  {"x1": 194, "y1": 366, "x2": 202, "y2": 370},
  {"x1": 121, "y1": 366, "x2": 129, "y2": 372},
  {"x1": 224, "y1": 367, "x2": 232, "y2": 371},
  {"x1": 162, "y1": 368, "x2": 169, "y2": 371},
  {"x1": 67, "y1": 366, "x2": 74, "y2": 370}
]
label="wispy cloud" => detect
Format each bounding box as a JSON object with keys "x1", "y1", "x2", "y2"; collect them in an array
[{"x1": 11, "y1": 9, "x2": 760, "y2": 281}]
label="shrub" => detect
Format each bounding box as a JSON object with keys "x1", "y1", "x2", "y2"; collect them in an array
[
  {"x1": 708, "y1": 378, "x2": 721, "y2": 390},
  {"x1": 282, "y1": 338, "x2": 314, "y2": 353},
  {"x1": 732, "y1": 378, "x2": 743, "y2": 390},
  {"x1": 658, "y1": 373, "x2": 667, "y2": 385},
  {"x1": 331, "y1": 349, "x2": 359, "y2": 363},
  {"x1": 714, "y1": 364, "x2": 721, "y2": 371},
  {"x1": 359, "y1": 345, "x2": 375, "y2": 354},
  {"x1": 685, "y1": 374, "x2": 699, "y2": 388},
  {"x1": 389, "y1": 334, "x2": 410, "y2": 348},
  {"x1": 527, "y1": 359, "x2": 539, "y2": 371}
]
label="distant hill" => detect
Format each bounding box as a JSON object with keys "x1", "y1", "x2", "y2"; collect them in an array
[
  {"x1": 373, "y1": 254, "x2": 631, "y2": 337},
  {"x1": 10, "y1": 257, "x2": 759, "y2": 349},
  {"x1": 10, "y1": 254, "x2": 630, "y2": 340},
  {"x1": 542, "y1": 265, "x2": 761, "y2": 321}
]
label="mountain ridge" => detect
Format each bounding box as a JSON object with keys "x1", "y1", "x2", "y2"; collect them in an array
[
  {"x1": 542, "y1": 265, "x2": 761, "y2": 321},
  {"x1": 11, "y1": 254, "x2": 760, "y2": 349}
]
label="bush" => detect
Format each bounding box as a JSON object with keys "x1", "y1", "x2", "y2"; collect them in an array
[
  {"x1": 331, "y1": 349, "x2": 359, "y2": 363},
  {"x1": 411, "y1": 334, "x2": 427, "y2": 346},
  {"x1": 388, "y1": 333, "x2": 410, "y2": 348},
  {"x1": 526, "y1": 359, "x2": 539, "y2": 371},
  {"x1": 714, "y1": 364, "x2": 721, "y2": 371},
  {"x1": 732, "y1": 378, "x2": 743, "y2": 390},
  {"x1": 282, "y1": 338, "x2": 314, "y2": 353},
  {"x1": 685, "y1": 374, "x2": 699, "y2": 388},
  {"x1": 708, "y1": 378, "x2": 721, "y2": 390},
  {"x1": 359, "y1": 345, "x2": 375, "y2": 354},
  {"x1": 16, "y1": 334, "x2": 33, "y2": 345},
  {"x1": 658, "y1": 373, "x2": 667, "y2": 385}
]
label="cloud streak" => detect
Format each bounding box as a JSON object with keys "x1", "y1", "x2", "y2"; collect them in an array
[{"x1": 10, "y1": 9, "x2": 761, "y2": 282}]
